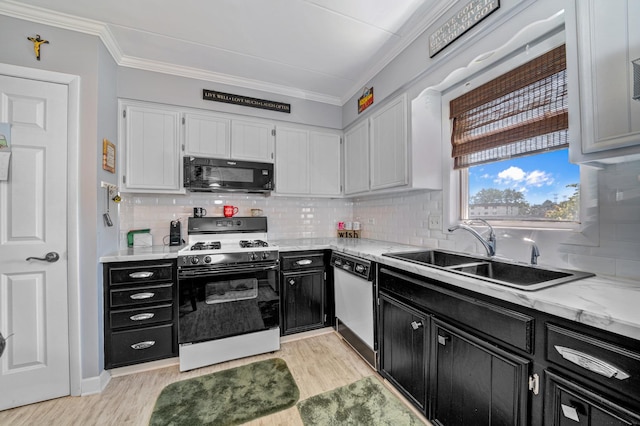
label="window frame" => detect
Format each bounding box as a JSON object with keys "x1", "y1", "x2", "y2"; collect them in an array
[{"x1": 441, "y1": 29, "x2": 584, "y2": 231}]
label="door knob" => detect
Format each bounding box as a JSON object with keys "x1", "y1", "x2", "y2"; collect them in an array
[{"x1": 26, "y1": 252, "x2": 60, "y2": 263}]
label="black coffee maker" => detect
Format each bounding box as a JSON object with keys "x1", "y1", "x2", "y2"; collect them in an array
[{"x1": 169, "y1": 220, "x2": 181, "y2": 246}]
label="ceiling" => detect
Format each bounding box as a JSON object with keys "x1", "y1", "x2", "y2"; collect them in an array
[{"x1": 0, "y1": 0, "x2": 454, "y2": 105}]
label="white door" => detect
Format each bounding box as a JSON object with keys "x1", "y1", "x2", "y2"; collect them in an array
[{"x1": 0, "y1": 75, "x2": 70, "y2": 410}]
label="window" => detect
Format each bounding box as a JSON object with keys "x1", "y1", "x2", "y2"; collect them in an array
[{"x1": 450, "y1": 44, "x2": 580, "y2": 224}]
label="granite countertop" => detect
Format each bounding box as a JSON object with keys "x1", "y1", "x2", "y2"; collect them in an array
[{"x1": 100, "y1": 238, "x2": 640, "y2": 341}]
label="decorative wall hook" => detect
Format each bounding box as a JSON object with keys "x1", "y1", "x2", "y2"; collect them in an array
[{"x1": 27, "y1": 34, "x2": 49, "y2": 60}]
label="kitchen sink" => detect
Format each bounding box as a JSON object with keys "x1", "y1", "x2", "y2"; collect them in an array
[{"x1": 382, "y1": 249, "x2": 594, "y2": 291}]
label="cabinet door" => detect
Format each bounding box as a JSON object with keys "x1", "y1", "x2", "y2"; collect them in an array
[
  {"x1": 544, "y1": 371, "x2": 640, "y2": 426},
  {"x1": 370, "y1": 94, "x2": 407, "y2": 190},
  {"x1": 569, "y1": 0, "x2": 640, "y2": 159},
  {"x1": 309, "y1": 131, "x2": 341, "y2": 196},
  {"x1": 231, "y1": 119, "x2": 274, "y2": 162},
  {"x1": 282, "y1": 270, "x2": 325, "y2": 335},
  {"x1": 183, "y1": 112, "x2": 231, "y2": 158},
  {"x1": 275, "y1": 126, "x2": 309, "y2": 194},
  {"x1": 431, "y1": 319, "x2": 530, "y2": 426},
  {"x1": 120, "y1": 102, "x2": 182, "y2": 193},
  {"x1": 344, "y1": 120, "x2": 370, "y2": 195},
  {"x1": 379, "y1": 294, "x2": 428, "y2": 414}
]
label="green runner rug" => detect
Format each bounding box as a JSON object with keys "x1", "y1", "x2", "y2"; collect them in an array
[
  {"x1": 297, "y1": 376, "x2": 424, "y2": 425},
  {"x1": 149, "y1": 358, "x2": 299, "y2": 426}
]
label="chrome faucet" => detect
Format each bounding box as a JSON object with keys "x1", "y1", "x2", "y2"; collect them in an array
[
  {"x1": 523, "y1": 237, "x2": 541, "y2": 265},
  {"x1": 448, "y1": 219, "x2": 496, "y2": 257}
]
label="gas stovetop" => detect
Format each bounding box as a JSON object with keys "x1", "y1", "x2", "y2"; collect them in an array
[{"x1": 178, "y1": 216, "x2": 278, "y2": 268}]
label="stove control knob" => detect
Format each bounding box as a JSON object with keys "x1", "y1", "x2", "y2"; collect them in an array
[
  {"x1": 203, "y1": 256, "x2": 212, "y2": 264},
  {"x1": 190, "y1": 257, "x2": 199, "y2": 265},
  {"x1": 249, "y1": 252, "x2": 258, "y2": 261},
  {"x1": 261, "y1": 252, "x2": 270, "y2": 260}
]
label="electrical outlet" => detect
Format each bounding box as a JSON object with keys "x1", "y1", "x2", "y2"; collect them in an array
[
  {"x1": 428, "y1": 215, "x2": 441, "y2": 229},
  {"x1": 368, "y1": 218, "x2": 376, "y2": 225}
]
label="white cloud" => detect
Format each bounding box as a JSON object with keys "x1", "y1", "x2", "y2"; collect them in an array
[{"x1": 494, "y1": 166, "x2": 553, "y2": 188}]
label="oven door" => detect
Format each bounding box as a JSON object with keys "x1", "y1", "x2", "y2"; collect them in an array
[{"x1": 178, "y1": 264, "x2": 279, "y2": 344}]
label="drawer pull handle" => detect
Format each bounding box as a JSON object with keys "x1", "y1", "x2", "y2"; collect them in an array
[
  {"x1": 295, "y1": 259, "x2": 313, "y2": 266},
  {"x1": 131, "y1": 341, "x2": 156, "y2": 350},
  {"x1": 130, "y1": 292, "x2": 155, "y2": 300},
  {"x1": 554, "y1": 346, "x2": 630, "y2": 380},
  {"x1": 130, "y1": 313, "x2": 154, "y2": 321},
  {"x1": 129, "y1": 271, "x2": 154, "y2": 279}
]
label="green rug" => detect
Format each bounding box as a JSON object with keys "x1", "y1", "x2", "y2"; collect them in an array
[
  {"x1": 297, "y1": 376, "x2": 424, "y2": 425},
  {"x1": 149, "y1": 358, "x2": 299, "y2": 426}
]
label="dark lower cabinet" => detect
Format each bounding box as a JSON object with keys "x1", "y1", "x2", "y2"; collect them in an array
[
  {"x1": 379, "y1": 293, "x2": 429, "y2": 414},
  {"x1": 103, "y1": 260, "x2": 178, "y2": 369},
  {"x1": 282, "y1": 269, "x2": 325, "y2": 334},
  {"x1": 544, "y1": 371, "x2": 640, "y2": 426},
  {"x1": 430, "y1": 319, "x2": 530, "y2": 426},
  {"x1": 280, "y1": 251, "x2": 328, "y2": 335}
]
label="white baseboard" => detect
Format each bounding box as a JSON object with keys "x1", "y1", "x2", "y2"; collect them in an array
[{"x1": 80, "y1": 369, "x2": 111, "y2": 396}]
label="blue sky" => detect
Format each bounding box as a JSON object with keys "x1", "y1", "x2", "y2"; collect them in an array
[{"x1": 468, "y1": 149, "x2": 580, "y2": 205}]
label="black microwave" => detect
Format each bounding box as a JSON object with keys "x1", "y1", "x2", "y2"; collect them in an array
[{"x1": 183, "y1": 157, "x2": 274, "y2": 193}]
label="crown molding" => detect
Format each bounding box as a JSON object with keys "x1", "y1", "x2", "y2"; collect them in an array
[
  {"x1": 118, "y1": 56, "x2": 343, "y2": 106},
  {"x1": 339, "y1": 0, "x2": 455, "y2": 105},
  {"x1": 0, "y1": 0, "x2": 342, "y2": 105}
]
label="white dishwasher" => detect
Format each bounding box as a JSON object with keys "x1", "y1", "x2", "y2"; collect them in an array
[{"x1": 331, "y1": 252, "x2": 376, "y2": 368}]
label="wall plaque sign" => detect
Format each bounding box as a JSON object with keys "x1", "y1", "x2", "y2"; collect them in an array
[
  {"x1": 358, "y1": 87, "x2": 374, "y2": 114},
  {"x1": 203, "y1": 89, "x2": 291, "y2": 113},
  {"x1": 429, "y1": 0, "x2": 499, "y2": 58}
]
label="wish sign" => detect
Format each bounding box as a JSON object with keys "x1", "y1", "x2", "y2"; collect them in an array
[{"x1": 358, "y1": 87, "x2": 374, "y2": 114}]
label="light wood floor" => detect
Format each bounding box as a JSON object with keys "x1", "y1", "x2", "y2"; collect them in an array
[{"x1": 0, "y1": 330, "x2": 430, "y2": 425}]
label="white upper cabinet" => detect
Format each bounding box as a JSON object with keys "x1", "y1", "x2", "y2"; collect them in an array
[
  {"x1": 231, "y1": 119, "x2": 275, "y2": 163},
  {"x1": 567, "y1": 0, "x2": 640, "y2": 163},
  {"x1": 275, "y1": 125, "x2": 341, "y2": 196},
  {"x1": 344, "y1": 120, "x2": 370, "y2": 195},
  {"x1": 183, "y1": 112, "x2": 231, "y2": 157},
  {"x1": 370, "y1": 94, "x2": 408, "y2": 190},
  {"x1": 275, "y1": 126, "x2": 309, "y2": 194},
  {"x1": 119, "y1": 100, "x2": 183, "y2": 193},
  {"x1": 309, "y1": 131, "x2": 341, "y2": 196}
]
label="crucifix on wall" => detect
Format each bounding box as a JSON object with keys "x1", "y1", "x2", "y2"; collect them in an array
[{"x1": 27, "y1": 34, "x2": 49, "y2": 60}]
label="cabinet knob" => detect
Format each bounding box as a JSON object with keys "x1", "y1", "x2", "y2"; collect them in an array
[
  {"x1": 410, "y1": 321, "x2": 423, "y2": 330},
  {"x1": 289, "y1": 278, "x2": 296, "y2": 286},
  {"x1": 437, "y1": 334, "x2": 450, "y2": 345}
]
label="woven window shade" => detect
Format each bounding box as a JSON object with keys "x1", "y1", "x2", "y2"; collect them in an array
[{"x1": 450, "y1": 44, "x2": 568, "y2": 169}]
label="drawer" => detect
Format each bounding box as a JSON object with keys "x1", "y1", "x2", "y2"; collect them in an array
[
  {"x1": 110, "y1": 303, "x2": 173, "y2": 329},
  {"x1": 546, "y1": 324, "x2": 640, "y2": 396},
  {"x1": 281, "y1": 253, "x2": 325, "y2": 270},
  {"x1": 108, "y1": 324, "x2": 174, "y2": 368},
  {"x1": 110, "y1": 283, "x2": 173, "y2": 308},
  {"x1": 109, "y1": 262, "x2": 173, "y2": 286}
]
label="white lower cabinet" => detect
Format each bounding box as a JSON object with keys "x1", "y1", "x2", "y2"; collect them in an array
[
  {"x1": 119, "y1": 100, "x2": 183, "y2": 193},
  {"x1": 275, "y1": 126, "x2": 341, "y2": 196}
]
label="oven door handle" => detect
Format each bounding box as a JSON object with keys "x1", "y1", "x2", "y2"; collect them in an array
[{"x1": 178, "y1": 263, "x2": 279, "y2": 278}]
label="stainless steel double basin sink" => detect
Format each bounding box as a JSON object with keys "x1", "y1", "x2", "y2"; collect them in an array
[{"x1": 382, "y1": 249, "x2": 594, "y2": 291}]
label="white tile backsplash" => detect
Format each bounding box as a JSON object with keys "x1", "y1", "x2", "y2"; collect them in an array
[{"x1": 118, "y1": 160, "x2": 640, "y2": 280}]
